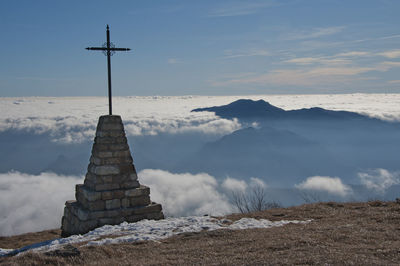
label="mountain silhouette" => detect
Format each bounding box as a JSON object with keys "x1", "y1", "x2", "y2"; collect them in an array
[{"x1": 192, "y1": 99, "x2": 367, "y2": 121}]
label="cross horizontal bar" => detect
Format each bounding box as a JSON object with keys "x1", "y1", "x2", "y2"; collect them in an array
[{"x1": 86, "y1": 47, "x2": 131, "y2": 51}]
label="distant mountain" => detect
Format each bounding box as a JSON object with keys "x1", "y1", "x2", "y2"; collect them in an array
[
  {"x1": 186, "y1": 99, "x2": 400, "y2": 185},
  {"x1": 192, "y1": 99, "x2": 367, "y2": 121},
  {"x1": 178, "y1": 126, "x2": 346, "y2": 186}
]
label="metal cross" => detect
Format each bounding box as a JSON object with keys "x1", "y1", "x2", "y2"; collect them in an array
[{"x1": 86, "y1": 25, "x2": 131, "y2": 115}]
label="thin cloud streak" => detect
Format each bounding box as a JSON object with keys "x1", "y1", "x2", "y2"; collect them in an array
[
  {"x1": 281, "y1": 26, "x2": 346, "y2": 40},
  {"x1": 208, "y1": 1, "x2": 276, "y2": 17},
  {"x1": 167, "y1": 58, "x2": 182, "y2": 64},
  {"x1": 223, "y1": 49, "x2": 270, "y2": 59},
  {"x1": 379, "y1": 50, "x2": 400, "y2": 59}
]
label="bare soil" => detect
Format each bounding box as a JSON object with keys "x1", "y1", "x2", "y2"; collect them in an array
[{"x1": 1, "y1": 201, "x2": 400, "y2": 265}]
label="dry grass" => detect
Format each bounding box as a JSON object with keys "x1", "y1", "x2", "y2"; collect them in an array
[
  {"x1": 0, "y1": 229, "x2": 61, "y2": 249},
  {"x1": 1, "y1": 201, "x2": 400, "y2": 265}
]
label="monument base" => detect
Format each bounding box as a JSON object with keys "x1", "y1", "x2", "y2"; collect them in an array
[{"x1": 61, "y1": 115, "x2": 163, "y2": 237}]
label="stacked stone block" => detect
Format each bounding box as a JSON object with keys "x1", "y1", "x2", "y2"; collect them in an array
[{"x1": 61, "y1": 115, "x2": 163, "y2": 237}]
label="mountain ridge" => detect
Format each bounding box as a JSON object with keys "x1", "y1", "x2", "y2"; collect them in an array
[{"x1": 192, "y1": 99, "x2": 369, "y2": 121}]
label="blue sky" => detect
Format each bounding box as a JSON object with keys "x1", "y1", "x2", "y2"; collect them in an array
[{"x1": 1, "y1": 0, "x2": 400, "y2": 96}]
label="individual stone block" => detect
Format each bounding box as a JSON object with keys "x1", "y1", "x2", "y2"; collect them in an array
[
  {"x1": 121, "y1": 198, "x2": 130, "y2": 208},
  {"x1": 93, "y1": 150, "x2": 113, "y2": 158},
  {"x1": 125, "y1": 186, "x2": 150, "y2": 197},
  {"x1": 113, "y1": 190, "x2": 125, "y2": 199},
  {"x1": 129, "y1": 195, "x2": 151, "y2": 206},
  {"x1": 100, "y1": 175, "x2": 113, "y2": 184},
  {"x1": 101, "y1": 191, "x2": 113, "y2": 200},
  {"x1": 105, "y1": 199, "x2": 121, "y2": 210},
  {"x1": 112, "y1": 150, "x2": 131, "y2": 158},
  {"x1": 89, "y1": 164, "x2": 120, "y2": 175},
  {"x1": 95, "y1": 183, "x2": 120, "y2": 191},
  {"x1": 133, "y1": 203, "x2": 163, "y2": 215},
  {"x1": 101, "y1": 123, "x2": 123, "y2": 131},
  {"x1": 77, "y1": 208, "x2": 89, "y2": 221},
  {"x1": 96, "y1": 130, "x2": 125, "y2": 138},
  {"x1": 120, "y1": 181, "x2": 140, "y2": 189},
  {"x1": 87, "y1": 200, "x2": 106, "y2": 211},
  {"x1": 95, "y1": 136, "x2": 127, "y2": 144}
]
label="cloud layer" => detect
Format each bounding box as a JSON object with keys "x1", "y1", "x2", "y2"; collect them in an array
[
  {"x1": 3, "y1": 95, "x2": 400, "y2": 144},
  {"x1": 139, "y1": 169, "x2": 233, "y2": 217},
  {"x1": 0, "y1": 172, "x2": 83, "y2": 236}
]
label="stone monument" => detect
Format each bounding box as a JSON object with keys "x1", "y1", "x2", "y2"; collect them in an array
[{"x1": 61, "y1": 115, "x2": 164, "y2": 237}]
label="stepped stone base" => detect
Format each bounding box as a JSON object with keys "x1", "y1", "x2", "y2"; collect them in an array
[{"x1": 61, "y1": 115, "x2": 163, "y2": 237}]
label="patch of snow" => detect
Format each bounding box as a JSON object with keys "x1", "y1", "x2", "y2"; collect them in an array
[
  {"x1": 0, "y1": 216, "x2": 311, "y2": 257},
  {"x1": 0, "y1": 248, "x2": 13, "y2": 256}
]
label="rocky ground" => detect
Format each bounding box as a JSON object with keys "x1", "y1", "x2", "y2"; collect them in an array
[{"x1": 1, "y1": 200, "x2": 400, "y2": 265}]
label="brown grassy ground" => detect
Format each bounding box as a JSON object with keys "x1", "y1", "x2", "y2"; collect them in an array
[{"x1": 1, "y1": 201, "x2": 400, "y2": 265}]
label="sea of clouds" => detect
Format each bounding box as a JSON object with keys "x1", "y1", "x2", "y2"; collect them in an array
[
  {"x1": 2, "y1": 94, "x2": 400, "y2": 143},
  {"x1": 1, "y1": 94, "x2": 400, "y2": 236}
]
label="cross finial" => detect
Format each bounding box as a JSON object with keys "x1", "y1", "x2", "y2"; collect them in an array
[{"x1": 86, "y1": 25, "x2": 131, "y2": 115}]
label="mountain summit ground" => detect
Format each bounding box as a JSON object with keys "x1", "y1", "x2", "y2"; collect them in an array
[{"x1": 1, "y1": 200, "x2": 399, "y2": 265}]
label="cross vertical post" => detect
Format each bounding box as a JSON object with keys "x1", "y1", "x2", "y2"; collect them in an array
[
  {"x1": 86, "y1": 25, "x2": 131, "y2": 115},
  {"x1": 106, "y1": 25, "x2": 112, "y2": 115}
]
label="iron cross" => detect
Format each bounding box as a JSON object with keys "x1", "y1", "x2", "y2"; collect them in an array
[{"x1": 86, "y1": 25, "x2": 131, "y2": 115}]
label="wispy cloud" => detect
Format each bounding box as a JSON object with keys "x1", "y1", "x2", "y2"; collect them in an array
[
  {"x1": 284, "y1": 50, "x2": 374, "y2": 67},
  {"x1": 379, "y1": 61, "x2": 400, "y2": 70},
  {"x1": 379, "y1": 50, "x2": 400, "y2": 59},
  {"x1": 282, "y1": 26, "x2": 345, "y2": 40},
  {"x1": 358, "y1": 169, "x2": 400, "y2": 194},
  {"x1": 15, "y1": 77, "x2": 77, "y2": 82},
  {"x1": 335, "y1": 51, "x2": 371, "y2": 57},
  {"x1": 209, "y1": 1, "x2": 276, "y2": 17},
  {"x1": 167, "y1": 58, "x2": 182, "y2": 64},
  {"x1": 223, "y1": 48, "x2": 269, "y2": 59},
  {"x1": 285, "y1": 57, "x2": 351, "y2": 65}
]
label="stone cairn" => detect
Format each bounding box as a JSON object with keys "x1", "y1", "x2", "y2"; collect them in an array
[{"x1": 61, "y1": 115, "x2": 163, "y2": 237}]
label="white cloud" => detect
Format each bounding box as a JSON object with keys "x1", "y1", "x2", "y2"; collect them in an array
[
  {"x1": 295, "y1": 176, "x2": 352, "y2": 197},
  {"x1": 249, "y1": 177, "x2": 267, "y2": 188},
  {"x1": 379, "y1": 50, "x2": 400, "y2": 59},
  {"x1": 0, "y1": 171, "x2": 83, "y2": 236},
  {"x1": 358, "y1": 169, "x2": 400, "y2": 194},
  {"x1": 221, "y1": 177, "x2": 248, "y2": 192},
  {"x1": 139, "y1": 169, "x2": 233, "y2": 217}
]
